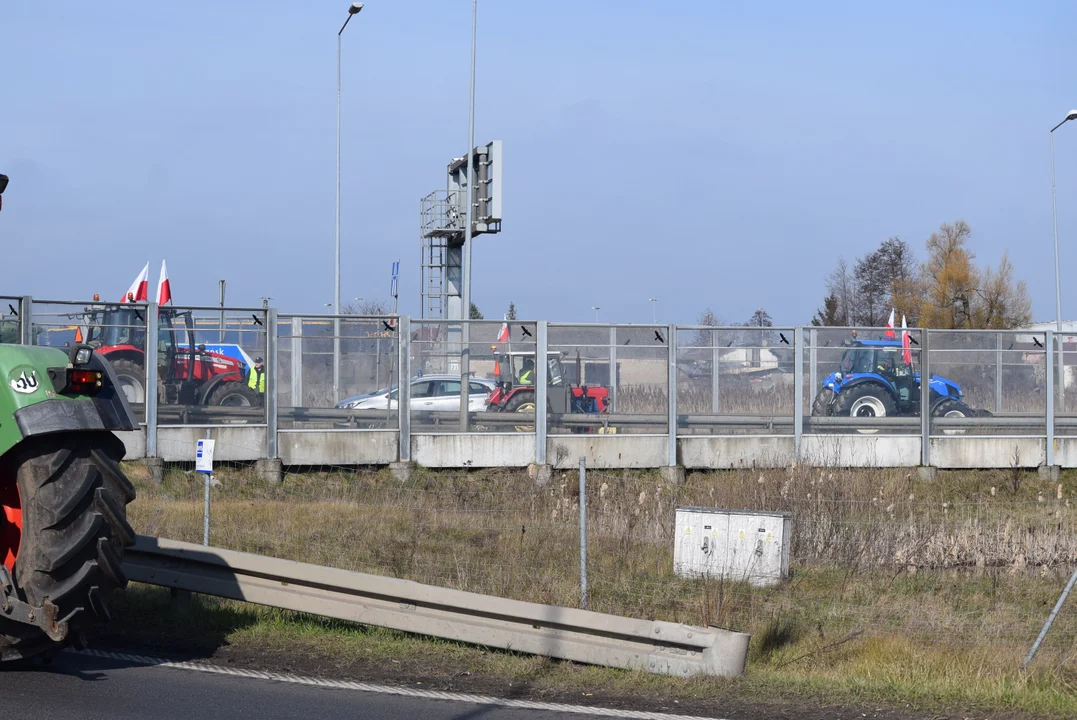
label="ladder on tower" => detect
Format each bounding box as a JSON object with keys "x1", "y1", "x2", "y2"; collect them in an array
[{"x1": 421, "y1": 233, "x2": 446, "y2": 319}]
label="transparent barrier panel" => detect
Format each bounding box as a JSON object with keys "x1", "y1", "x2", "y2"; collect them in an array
[
  {"x1": 549, "y1": 324, "x2": 666, "y2": 435},
  {"x1": 928, "y1": 330, "x2": 1044, "y2": 437},
  {"x1": 804, "y1": 327, "x2": 923, "y2": 435},
  {"x1": 279, "y1": 315, "x2": 400, "y2": 430},
  {"x1": 157, "y1": 307, "x2": 267, "y2": 426},
  {"x1": 408, "y1": 320, "x2": 535, "y2": 434},
  {"x1": 0, "y1": 297, "x2": 20, "y2": 344},
  {"x1": 31, "y1": 299, "x2": 149, "y2": 424}
]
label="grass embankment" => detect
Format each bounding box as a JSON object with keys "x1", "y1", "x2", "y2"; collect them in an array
[{"x1": 111, "y1": 463, "x2": 1077, "y2": 717}]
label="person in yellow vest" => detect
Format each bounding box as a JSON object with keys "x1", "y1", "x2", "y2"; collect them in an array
[
  {"x1": 518, "y1": 357, "x2": 535, "y2": 385},
  {"x1": 248, "y1": 356, "x2": 266, "y2": 400}
]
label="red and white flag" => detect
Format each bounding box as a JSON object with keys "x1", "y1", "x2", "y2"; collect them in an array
[
  {"x1": 885, "y1": 308, "x2": 896, "y2": 339},
  {"x1": 121, "y1": 263, "x2": 150, "y2": 303},
  {"x1": 901, "y1": 314, "x2": 912, "y2": 365},
  {"x1": 157, "y1": 260, "x2": 172, "y2": 305},
  {"x1": 497, "y1": 321, "x2": 510, "y2": 343}
]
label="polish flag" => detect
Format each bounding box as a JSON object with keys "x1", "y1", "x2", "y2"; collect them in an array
[
  {"x1": 497, "y1": 321, "x2": 510, "y2": 343},
  {"x1": 901, "y1": 314, "x2": 912, "y2": 365},
  {"x1": 885, "y1": 308, "x2": 896, "y2": 339},
  {"x1": 122, "y1": 263, "x2": 150, "y2": 302},
  {"x1": 157, "y1": 260, "x2": 172, "y2": 305}
]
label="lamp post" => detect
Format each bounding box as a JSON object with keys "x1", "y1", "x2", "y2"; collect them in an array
[
  {"x1": 1051, "y1": 110, "x2": 1077, "y2": 335},
  {"x1": 1051, "y1": 109, "x2": 1077, "y2": 411},
  {"x1": 458, "y1": 0, "x2": 479, "y2": 430},
  {"x1": 334, "y1": 2, "x2": 363, "y2": 405},
  {"x1": 649, "y1": 297, "x2": 658, "y2": 324},
  {"x1": 592, "y1": 306, "x2": 601, "y2": 323}
]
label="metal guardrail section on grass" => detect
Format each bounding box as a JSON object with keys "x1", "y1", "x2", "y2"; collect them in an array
[{"x1": 124, "y1": 535, "x2": 750, "y2": 677}]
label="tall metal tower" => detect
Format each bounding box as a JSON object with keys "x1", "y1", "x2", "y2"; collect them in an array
[{"x1": 420, "y1": 141, "x2": 502, "y2": 320}]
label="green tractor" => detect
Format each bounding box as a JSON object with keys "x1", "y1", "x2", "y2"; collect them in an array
[{"x1": 0, "y1": 174, "x2": 138, "y2": 664}]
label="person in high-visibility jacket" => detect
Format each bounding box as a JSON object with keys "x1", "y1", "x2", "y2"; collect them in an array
[
  {"x1": 518, "y1": 357, "x2": 535, "y2": 385},
  {"x1": 248, "y1": 357, "x2": 266, "y2": 395}
]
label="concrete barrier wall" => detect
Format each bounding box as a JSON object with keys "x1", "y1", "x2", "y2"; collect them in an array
[
  {"x1": 930, "y1": 436, "x2": 1046, "y2": 469},
  {"x1": 112, "y1": 426, "x2": 1077, "y2": 471},
  {"x1": 547, "y1": 435, "x2": 668, "y2": 469},
  {"x1": 680, "y1": 436, "x2": 795, "y2": 469},
  {"x1": 800, "y1": 435, "x2": 921, "y2": 468},
  {"x1": 279, "y1": 430, "x2": 397, "y2": 466},
  {"x1": 158, "y1": 426, "x2": 267, "y2": 462},
  {"x1": 412, "y1": 433, "x2": 535, "y2": 468}
]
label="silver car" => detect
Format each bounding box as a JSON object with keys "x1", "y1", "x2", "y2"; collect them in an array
[{"x1": 339, "y1": 374, "x2": 496, "y2": 412}]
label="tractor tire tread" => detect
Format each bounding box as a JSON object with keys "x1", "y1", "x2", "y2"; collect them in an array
[{"x1": 0, "y1": 431, "x2": 136, "y2": 665}]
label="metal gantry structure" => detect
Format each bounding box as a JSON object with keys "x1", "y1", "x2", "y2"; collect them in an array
[{"x1": 420, "y1": 141, "x2": 503, "y2": 321}]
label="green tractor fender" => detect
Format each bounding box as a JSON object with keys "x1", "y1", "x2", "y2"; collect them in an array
[{"x1": 0, "y1": 345, "x2": 138, "y2": 459}]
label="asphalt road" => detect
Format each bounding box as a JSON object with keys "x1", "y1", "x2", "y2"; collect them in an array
[{"x1": 0, "y1": 652, "x2": 649, "y2": 720}]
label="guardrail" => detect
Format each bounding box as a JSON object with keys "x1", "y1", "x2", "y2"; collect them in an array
[
  {"x1": 143, "y1": 403, "x2": 1062, "y2": 432},
  {"x1": 124, "y1": 536, "x2": 750, "y2": 677}
]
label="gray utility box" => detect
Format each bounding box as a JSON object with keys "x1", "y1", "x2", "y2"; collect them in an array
[{"x1": 674, "y1": 507, "x2": 792, "y2": 587}]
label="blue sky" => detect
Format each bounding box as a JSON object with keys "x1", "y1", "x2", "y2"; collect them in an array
[{"x1": 2, "y1": 1, "x2": 1075, "y2": 325}]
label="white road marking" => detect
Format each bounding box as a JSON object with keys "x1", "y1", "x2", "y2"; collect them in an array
[{"x1": 72, "y1": 649, "x2": 728, "y2": 720}]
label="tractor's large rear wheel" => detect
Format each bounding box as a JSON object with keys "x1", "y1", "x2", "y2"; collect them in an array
[
  {"x1": 502, "y1": 392, "x2": 537, "y2": 432},
  {"x1": 0, "y1": 432, "x2": 136, "y2": 664},
  {"x1": 110, "y1": 359, "x2": 147, "y2": 406}
]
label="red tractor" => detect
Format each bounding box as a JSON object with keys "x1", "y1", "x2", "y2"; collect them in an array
[
  {"x1": 80, "y1": 303, "x2": 260, "y2": 408},
  {"x1": 488, "y1": 350, "x2": 613, "y2": 432}
]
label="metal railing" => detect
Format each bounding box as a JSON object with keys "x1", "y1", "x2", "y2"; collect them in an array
[
  {"x1": 125, "y1": 535, "x2": 750, "y2": 677},
  {"x1": 11, "y1": 294, "x2": 1077, "y2": 468}
]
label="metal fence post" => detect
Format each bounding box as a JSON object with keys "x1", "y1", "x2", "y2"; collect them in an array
[
  {"x1": 291, "y1": 317, "x2": 303, "y2": 407},
  {"x1": 920, "y1": 330, "x2": 931, "y2": 467},
  {"x1": 536, "y1": 321, "x2": 548, "y2": 466},
  {"x1": 398, "y1": 316, "x2": 412, "y2": 463},
  {"x1": 808, "y1": 327, "x2": 818, "y2": 410},
  {"x1": 794, "y1": 326, "x2": 804, "y2": 456},
  {"x1": 145, "y1": 302, "x2": 159, "y2": 458},
  {"x1": 19, "y1": 296, "x2": 32, "y2": 345},
  {"x1": 667, "y1": 323, "x2": 677, "y2": 467},
  {"x1": 1025, "y1": 563, "x2": 1077, "y2": 669},
  {"x1": 578, "y1": 455, "x2": 588, "y2": 610},
  {"x1": 203, "y1": 428, "x2": 212, "y2": 546},
  {"x1": 1047, "y1": 330, "x2": 1055, "y2": 468},
  {"x1": 711, "y1": 328, "x2": 720, "y2": 414},
  {"x1": 608, "y1": 326, "x2": 617, "y2": 412},
  {"x1": 266, "y1": 308, "x2": 278, "y2": 459},
  {"x1": 995, "y1": 333, "x2": 1003, "y2": 415}
]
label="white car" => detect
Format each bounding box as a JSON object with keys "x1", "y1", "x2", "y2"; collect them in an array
[{"x1": 343, "y1": 375, "x2": 495, "y2": 412}]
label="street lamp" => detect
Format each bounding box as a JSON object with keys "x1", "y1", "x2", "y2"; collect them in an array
[
  {"x1": 649, "y1": 298, "x2": 658, "y2": 324},
  {"x1": 334, "y1": 2, "x2": 364, "y2": 404},
  {"x1": 1051, "y1": 109, "x2": 1077, "y2": 340},
  {"x1": 592, "y1": 306, "x2": 601, "y2": 323},
  {"x1": 458, "y1": 0, "x2": 479, "y2": 430}
]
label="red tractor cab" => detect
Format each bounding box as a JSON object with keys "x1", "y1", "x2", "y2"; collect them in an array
[
  {"x1": 488, "y1": 350, "x2": 611, "y2": 432},
  {"x1": 81, "y1": 303, "x2": 259, "y2": 408}
]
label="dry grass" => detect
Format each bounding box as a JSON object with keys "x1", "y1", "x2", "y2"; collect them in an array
[{"x1": 121, "y1": 463, "x2": 1077, "y2": 715}]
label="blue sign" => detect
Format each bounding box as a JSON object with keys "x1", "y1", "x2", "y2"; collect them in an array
[
  {"x1": 177, "y1": 343, "x2": 255, "y2": 369},
  {"x1": 390, "y1": 260, "x2": 400, "y2": 299}
]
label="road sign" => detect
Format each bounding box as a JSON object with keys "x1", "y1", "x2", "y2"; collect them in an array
[{"x1": 195, "y1": 439, "x2": 215, "y2": 474}]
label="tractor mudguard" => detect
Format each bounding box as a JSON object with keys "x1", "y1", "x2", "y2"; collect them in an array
[
  {"x1": 196, "y1": 374, "x2": 232, "y2": 405},
  {"x1": 0, "y1": 345, "x2": 137, "y2": 458},
  {"x1": 835, "y1": 375, "x2": 899, "y2": 402}
]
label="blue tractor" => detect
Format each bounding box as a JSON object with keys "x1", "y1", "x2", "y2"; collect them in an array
[{"x1": 811, "y1": 339, "x2": 975, "y2": 423}]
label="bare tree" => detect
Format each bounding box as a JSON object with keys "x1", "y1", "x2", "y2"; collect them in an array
[
  {"x1": 692, "y1": 307, "x2": 721, "y2": 349},
  {"x1": 341, "y1": 298, "x2": 392, "y2": 315},
  {"x1": 506, "y1": 301, "x2": 518, "y2": 321},
  {"x1": 746, "y1": 308, "x2": 773, "y2": 327},
  {"x1": 973, "y1": 253, "x2": 1032, "y2": 329},
  {"x1": 818, "y1": 257, "x2": 854, "y2": 326}
]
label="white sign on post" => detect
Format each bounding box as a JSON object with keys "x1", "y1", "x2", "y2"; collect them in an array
[{"x1": 195, "y1": 439, "x2": 215, "y2": 474}]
